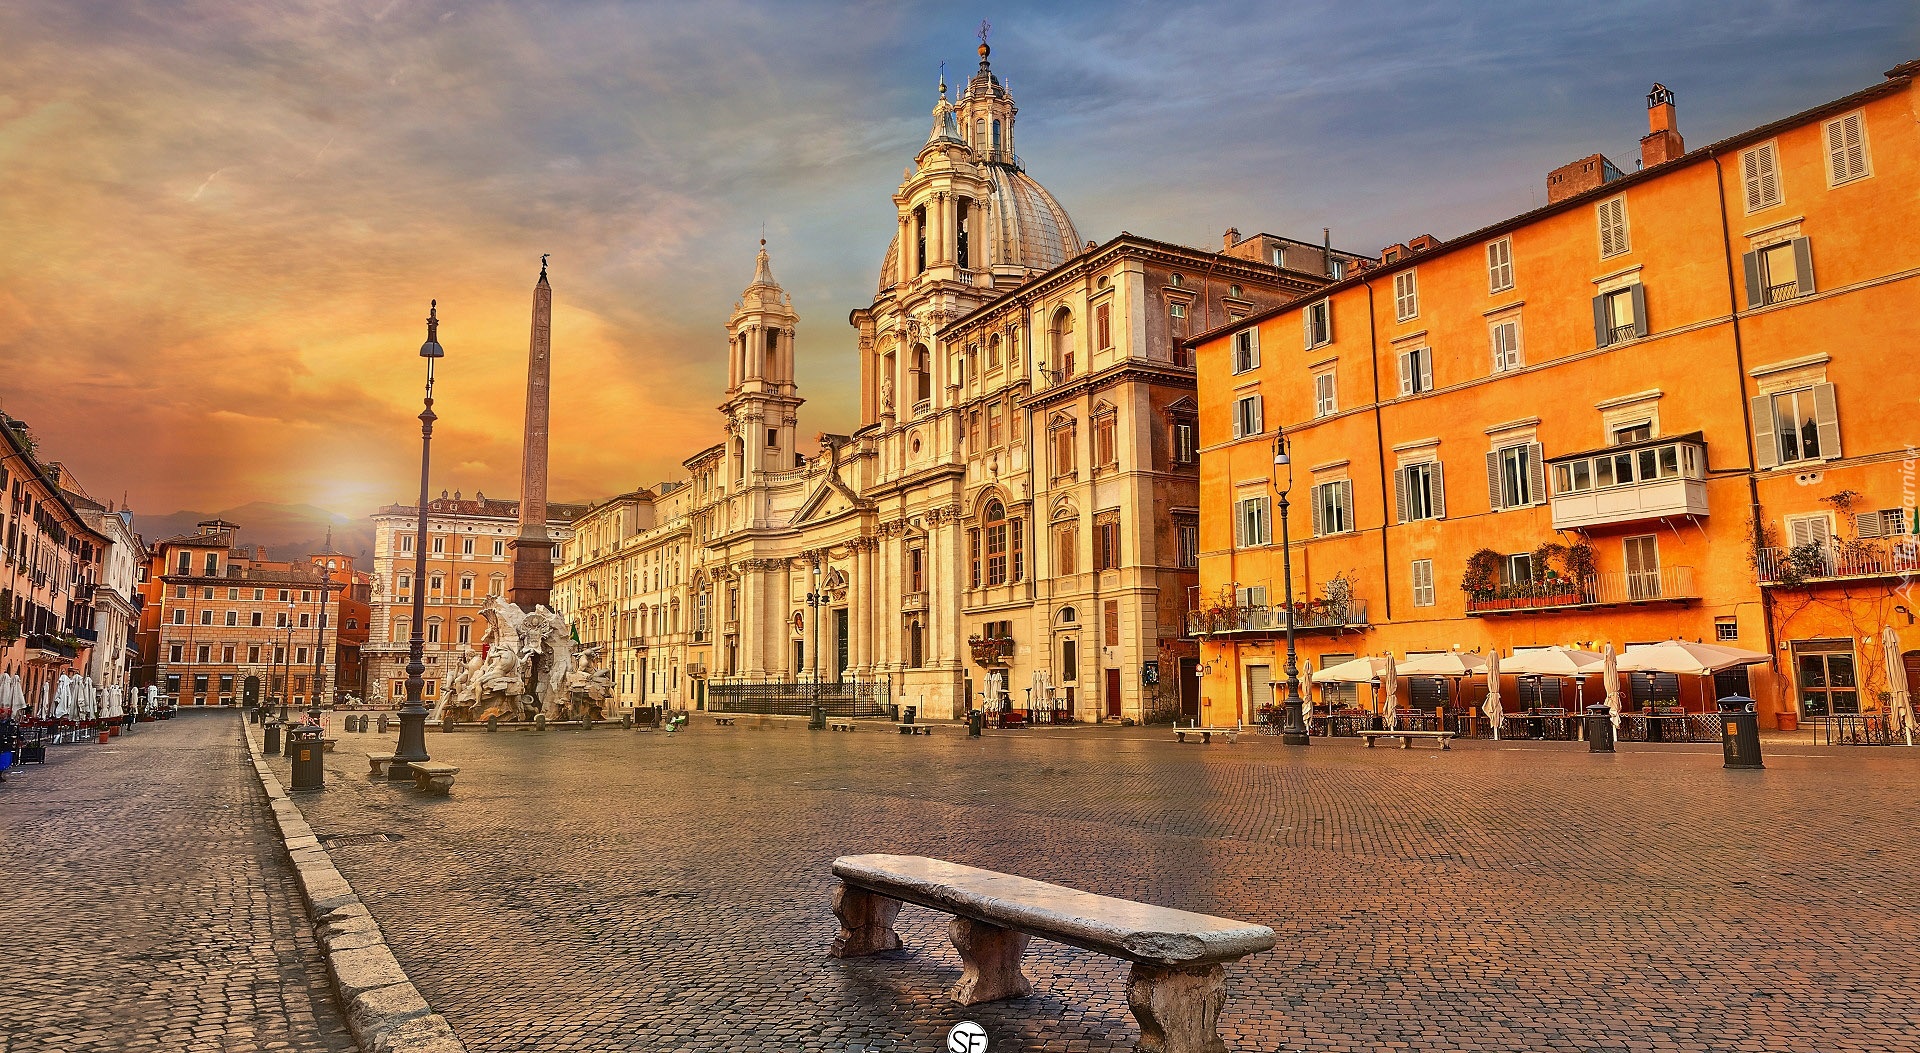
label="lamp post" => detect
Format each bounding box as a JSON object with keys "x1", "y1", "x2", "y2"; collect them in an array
[
  {"x1": 392, "y1": 301, "x2": 443, "y2": 777},
  {"x1": 277, "y1": 603, "x2": 296, "y2": 723},
  {"x1": 309, "y1": 582, "x2": 328, "y2": 725},
  {"x1": 1273, "y1": 431, "x2": 1309, "y2": 747}
]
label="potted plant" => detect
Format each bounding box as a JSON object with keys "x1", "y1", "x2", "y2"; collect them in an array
[{"x1": 1462, "y1": 549, "x2": 1501, "y2": 608}]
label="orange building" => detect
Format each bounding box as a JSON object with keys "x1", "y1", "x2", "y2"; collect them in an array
[{"x1": 1190, "y1": 59, "x2": 1920, "y2": 733}]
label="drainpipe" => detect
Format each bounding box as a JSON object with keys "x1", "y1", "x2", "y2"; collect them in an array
[
  {"x1": 1712, "y1": 149, "x2": 1779, "y2": 703},
  {"x1": 1363, "y1": 278, "x2": 1393, "y2": 623}
]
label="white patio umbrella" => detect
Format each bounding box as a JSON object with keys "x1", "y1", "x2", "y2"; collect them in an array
[
  {"x1": 1616, "y1": 640, "x2": 1770, "y2": 676},
  {"x1": 1883, "y1": 625, "x2": 1914, "y2": 747},
  {"x1": 147, "y1": 685, "x2": 159, "y2": 713},
  {"x1": 1603, "y1": 643, "x2": 1623, "y2": 740},
  {"x1": 1395, "y1": 652, "x2": 1489, "y2": 677},
  {"x1": 1312, "y1": 655, "x2": 1394, "y2": 683},
  {"x1": 1483, "y1": 651, "x2": 1505, "y2": 740},
  {"x1": 1381, "y1": 653, "x2": 1399, "y2": 731},
  {"x1": 1499, "y1": 646, "x2": 1607, "y2": 676}
]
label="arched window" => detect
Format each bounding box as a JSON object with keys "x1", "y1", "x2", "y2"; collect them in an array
[
  {"x1": 1049, "y1": 308, "x2": 1075, "y2": 380},
  {"x1": 912, "y1": 344, "x2": 931, "y2": 404},
  {"x1": 991, "y1": 119, "x2": 1002, "y2": 152},
  {"x1": 765, "y1": 329, "x2": 779, "y2": 379},
  {"x1": 974, "y1": 499, "x2": 1023, "y2": 587},
  {"x1": 956, "y1": 197, "x2": 972, "y2": 270},
  {"x1": 986, "y1": 334, "x2": 1001, "y2": 370},
  {"x1": 913, "y1": 205, "x2": 928, "y2": 273}
]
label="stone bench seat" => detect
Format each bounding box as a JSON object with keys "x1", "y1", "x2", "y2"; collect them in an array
[
  {"x1": 366, "y1": 753, "x2": 396, "y2": 776},
  {"x1": 1360, "y1": 729, "x2": 1457, "y2": 750},
  {"x1": 1173, "y1": 727, "x2": 1237, "y2": 744},
  {"x1": 712, "y1": 716, "x2": 737, "y2": 726},
  {"x1": 829, "y1": 853, "x2": 1273, "y2": 1052},
  {"x1": 896, "y1": 723, "x2": 932, "y2": 735},
  {"x1": 828, "y1": 720, "x2": 857, "y2": 732},
  {"x1": 410, "y1": 761, "x2": 460, "y2": 795}
]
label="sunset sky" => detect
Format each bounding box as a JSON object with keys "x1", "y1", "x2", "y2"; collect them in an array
[{"x1": 2, "y1": 1, "x2": 1911, "y2": 520}]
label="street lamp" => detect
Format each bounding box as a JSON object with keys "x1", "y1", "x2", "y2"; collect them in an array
[
  {"x1": 391, "y1": 301, "x2": 443, "y2": 778},
  {"x1": 309, "y1": 582, "x2": 328, "y2": 725},
  {"x1": 277, "y1": 602, "x2": 296, "y2": 723},
  {"x1": 1273, "y1": 431, "x2": 1309, "y2": 747}
]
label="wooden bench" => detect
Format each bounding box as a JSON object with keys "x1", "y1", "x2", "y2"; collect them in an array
[
  {"x1": 829, "y1": 720, "x2": 857, "y2": 732},
  {"x1": 1173, "y1": 726, "x2": 1237, "y2": 744},
  {"x1": 1360, "y1": 729, "x2": 1457, "y2": 750},
  {"x1": 713, "y1": 716, "x2": 737, "y2": 727},
  {"x1": 897, "y1": 723, "x2": 933, "y2": 735},
  {"x1": 366, "y1": 752, "x2": 396, "y2": 777},
  {"x1": 410, "y1": 761, "x2": 460, "y2": 795},
  {"x1": 830, "y1": 853, "x2": 1273, "y2": 1053}
]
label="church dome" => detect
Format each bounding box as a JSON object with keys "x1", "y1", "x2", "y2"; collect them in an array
[{"x1": 876, "y1": 163, "x2": 1080, "y2": 293}]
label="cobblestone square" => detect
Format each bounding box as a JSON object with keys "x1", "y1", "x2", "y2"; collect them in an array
[{"x1": 287, "y1": 720, "x2": 1920, "y2": 1053}]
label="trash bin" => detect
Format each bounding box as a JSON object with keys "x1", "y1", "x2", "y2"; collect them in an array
[
  {"x1": 902, "y1": 706, "x2": 917, "y2": 725},
  {"x1": 289, "y1": 725, "x2": 325, "y2": 790},
  {"x1": 249, "y1": 707, "x2": 261, "y2": 725},
  {"x1": 282, "y1": 722, "x2": 298, "y2": 757},
  {"x1": 968, "y1": 709, "x2": 984, "y2": 738},
  {"x1": 1719, "y1": 695, "x2": 1763, "y2": 770},
  {"x1": 1585, "y1": 706, "x2": 1615, "y2": 753},
  {"x1": 264, "y1": 722, "x2": 282, "y2": 755},
  {"x1": 378, "y1": 715, "x2": 391, "y2": 734}
]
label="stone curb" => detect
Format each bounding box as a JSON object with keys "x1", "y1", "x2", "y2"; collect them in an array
[{"x1": 242, "y1": 725, "x2": 469, "y2": 1053}]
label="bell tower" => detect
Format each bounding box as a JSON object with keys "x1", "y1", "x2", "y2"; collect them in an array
[{"x1": 721, "y1": 241, "x2": 803, "y2": 480}]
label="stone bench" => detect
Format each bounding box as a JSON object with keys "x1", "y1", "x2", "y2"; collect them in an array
[
  {"x1": 829, "y1": 720, "x2": 857, "y2": 732},
  {"x1": 321, "y1": 737, "x2": 337, "y2": 754},
  {"x1": 713, "y1": 716, "x2": 737, "y2": 727},
  {"x1": 410, "y1": 761, "x2": 460, "y2": 795},
  {"x1": 366, "y1": 753, "x2": 397, "y2": 776},
  {"x1": 1361, "y1": 729, "x2": 1457, "y2": 750},
  {"x1": 1173, "y1": 727, "x2": 1237, "y2": 744},
  {"x1": 897, "y1": 723, "x2": 932, "y2": 736},
  {"x1": 830, "y1": 854, "x2": 1273, "y2": 1053}
]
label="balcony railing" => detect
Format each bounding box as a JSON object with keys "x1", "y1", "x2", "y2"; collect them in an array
[
  {"x1": 1466, "y1": 567, "x2": 1696, "y2": 615},
  {"x1": 25, "y1": 633, "x2": 77, "y2": 659},
  {"x1": 902, "y1": 591, "x2": 929, "y2": 612},
  {"x1": 1756, "y1": 538, "x2": 1920, "y2": 585},
  {"x1": 1763, "y1": 281, "x2": 1803, "y2": 306},
  {"x1": 1549, "y1": 435, "x2": 1708, "y2": 531},
  {"x1": 1187, "y1": 599, "x2": 1370, "y2": 637}
]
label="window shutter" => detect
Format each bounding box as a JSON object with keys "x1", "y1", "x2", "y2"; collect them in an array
[
  {"x1": 1629, "y1": 284, "x2": 1649, "y2": 339},
  {"x1": 1304, "y1": 309, "x2": 1314, "y2": 349},
  {"x1": 1431, "y1": 461, "x2": 1446, "y2": 519},
  {"x1": 1750, "y1": 394, "x2": 1779, "y2": 470},
  {"x1": 1324, "y1": 303, "x2": 1333, "y2": 344},
  {"x1": 1339, "y1": 481, "x2": 1355, "y2": 533},
  {"x1": 1486, "y1": 450, "x2": 1503, "y2": 510},
  {"x1": 1592, "y1": 294, "x2": 1610, "y2": 347},
  {"x1": 1742, "y1": 251, "x2": 1763, "y2": 309},
  {"x1": 1812, "y1": 382, "x2": 1841, "y2": 459},
  {"x1": 1398, "y1": 352, "x2": 1413, "y2": 395},
  {"x1": 1791, "y1": 237, "x2": 1815, "y2": 295},
  {"x1": 1247, "y1": 327, "x2": 1260, "y2": 369},
  {"x1": 1251, "y1": 396, "x2": 1263, "y2": 435},
  {"x1": 1857, "y1": 512, "x2": 1886, "y2": 540},
  {"x1": 1419, "y1": 349, "x2": 1433, "y2": 392},
  {"x1": 1231, "y1": 401, "x2": 1243, "y2": 439},
  {"x1": 1526, "y1": 443, "x2": 1546, "y2": 505},
  {"x1": 1828, "y1": 115, "x2": 1866, "y2": 182},
  {"x1": 1310, "y1": 485, "x2": 1325, "y2": 537},
  {"x1": 1393, "y1": 467, "x2": 1408, "y2": 524},
  {"x1": 1233, "y1": 502, "x2": 1246, "y2": 547}
]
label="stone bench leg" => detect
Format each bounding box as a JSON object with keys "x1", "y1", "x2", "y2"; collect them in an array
[
  {"x1": 1127, "y1": 962, "x2": 1228, "y2": 1053},
  {"x1": 949, "y1": 917, "x2": 1031, "y2": 1005},
  {"x1": 828, "y1": 884, "x2": 902, "y2": 958},
  {"x1": 424, "y1": 775, "x2": 454, "y2": 795}
]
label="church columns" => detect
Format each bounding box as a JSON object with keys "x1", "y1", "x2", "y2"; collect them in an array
[
  {"x1": 776, "y1": 560, "x2": 794, "y2": 677},
  {"x1": 856, "y1": 540, "x2": 875, "y2": 675},
  {"x1": 930, "y1": 193, "x2": 946, "y2": 267},
  {"x1": 898, "y1": 213, "x2": 913, "y2": 283},
  {"x1": 740, "y1": 564, "x2": 764, "y2": 678}
]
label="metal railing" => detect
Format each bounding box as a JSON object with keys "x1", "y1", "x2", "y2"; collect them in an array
[
  {"x1": 1609, "y1": 323, "x2": 1638, "y2": 343},
  {"x1": 709, "y1": 678, "x2": 893, "y2": 718},
  {"x1": 1186, "y1": 599, "x2": 1370, "y2": 636},
  {"x1": 1466, "y1": 567, "x2": 1695, "y2": 614},
  {"x1": 1763, "y1": 281, "x2": 1803, "y2": 306},
  {"x1": 1756, "y1": 538, "x2": 1920, "y2": 584}
]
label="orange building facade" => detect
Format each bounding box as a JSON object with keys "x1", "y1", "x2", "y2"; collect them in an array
[{"x1": 1191, "y1": 60, "x2": 1920, "y2": 732}]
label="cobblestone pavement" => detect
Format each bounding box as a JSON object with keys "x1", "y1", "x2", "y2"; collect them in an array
[
  {"x1": 295, "y1": 722, "x2": 1920, "y2": 1053},
  {"x1": 0, "y1": 713, "x2": 355, "y2": 1053}
]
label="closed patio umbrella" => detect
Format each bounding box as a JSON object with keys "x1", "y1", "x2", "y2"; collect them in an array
[
  {"x1": 1883, "y1": 625, "x2": 1914, "y2": 747},
  {"x1": 1603, "y1": 643, "x2": 1623, "y2": 740},
  {"x1": 1381, "y1": 653, "x2": 1399, "y2": 731},
  {"x1": 1483, "y1": 650, "x2": 1505, "y2": 740}
]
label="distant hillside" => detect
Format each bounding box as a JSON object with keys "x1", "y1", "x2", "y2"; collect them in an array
[{"x1": 134, "y1": 502, "x2": 375, "y2": 562}]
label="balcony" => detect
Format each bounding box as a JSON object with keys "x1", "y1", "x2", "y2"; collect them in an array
[
  {"x1": 1549, "y1": 433, "x2": 1709, "y2": 531},
  {"x1": 968, "y1": 636, "x2": 1015, "y2": 666},
  {"x1": 902, "y1": 591, "x2": 929, "y2": 612},
  {"x1": 1756, "y1": 538, "x2": 1920, "y2": 586},
  {"x1": 1187, "y1": 599, "x2": 1370, "y2": 637},
  {"x1": 1466, "y1": 567, "x2": 1696, "y2": 616},
  {"x1": 25, "y1": 633, "x2": 77, "y2": 659}
]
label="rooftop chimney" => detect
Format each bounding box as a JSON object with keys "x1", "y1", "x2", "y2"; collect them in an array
[
  {"x1": 1640, "y1": 83, "x2": 1684, "y2": 169},
  {"x1": 1222, "y1": 227, "x2": 1241, "y2": 251}
]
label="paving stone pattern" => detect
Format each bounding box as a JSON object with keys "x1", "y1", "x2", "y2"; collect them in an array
[
  {"x1": 300, "y1": 724, "x2": 1920, "y2": 1053},
  {"x1": 0, "y1": 713, "x2": 355, "y2": 1053}
]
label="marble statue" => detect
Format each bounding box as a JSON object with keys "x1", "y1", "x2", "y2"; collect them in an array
[{"x1": 435, "y1": 596, "x2": 606, "y2": 723}]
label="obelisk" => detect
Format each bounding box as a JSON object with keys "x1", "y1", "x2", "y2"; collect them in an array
[{"x1": 508, "y1": 256, "x2": 555, "y2": 610}]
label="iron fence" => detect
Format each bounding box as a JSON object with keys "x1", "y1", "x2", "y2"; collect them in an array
[{"x1": 709, "y1": 678, "x2": 894, "y2": 718}]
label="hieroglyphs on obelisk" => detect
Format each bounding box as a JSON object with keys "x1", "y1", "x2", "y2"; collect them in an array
[{"x1": 508, "y1": 257, "x2": 555, "y2": 609}]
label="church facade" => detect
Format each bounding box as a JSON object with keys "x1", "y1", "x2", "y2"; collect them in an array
[{"x1": 554, "y1": 41, "x2": 1358, "y2": 721}]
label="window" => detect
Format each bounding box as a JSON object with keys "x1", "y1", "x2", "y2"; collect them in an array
[
  {"x1": 278, "y1": 589, "x2": 290, "y2": 602},
  {"x1": 1504, "y1": 553, "x2": 1534, "y2": 585},
  {"x1": 1744, "y1": 238, "x2": 1814, "y2": 307},
  {"x1": 1303, "y1": 301, "x2": 1332, "y2": 348},
  {"x1": 1741, "y1": 142, "x2": 1782, "y2": 211},
  {"x1": 426, "y1": 621, "x2": 439, "y2": 644},
  {"x1": 1797, "y1": 646, "x2": 1859, "y2": 716},
  {"x1": 907, "y1": 619, "x2": 925, "y2": 668},
  {"x1": 1393, "y1": 270, "x2": 1419, "y2": 321},
  {"x1": 1176, "y1": 516, "x2": 1199, "y2": 569},
  {"x1": 1093, "y1": 412, "x2": 1117, "y2": 468},
  {"x1": 429, "y1": 575, "x2": 443, "y2": 594},
  {"x1": 766, "y1": 427, "x2": 779, "y2": 449},
  {"x1": 1329, "y1": 258, "x2": 1346, "y2": 280},
  {"x1": 1234, "y1": 496, "x2": 1272, "y2": 547},
  {"x1": 431, "y1": 535, "x2": 444, "y2": 554},
  {"x1": 1592, "y1": 284, "x2": 1647, "y2": 346},
  {"x1": 457, "y1": 619, "x2": 472, "y2": 644},
  {"x1": 988, "y1": 404, "x2": 1003, "y2": 448},
  {"x1": 1051, "y1": 422, "x2": 1077, "y2": 478},
  {"x1": 1713, "y1": 617, "x2": 1739, "y2": 642},
  {"x1": 1855, "y1": 508, "x2": 1911, "y2": 539},
  {"x1": 983, "y1": 501, "x2": 1010, "y2": 587},
  {"x1": 1169, "y1": 273, "x2": 1184, "y2": 288},
  {"x1": 200, "y1": 609, "x2": 213, "y2": 625},
  {"x1": 248, "y1": 645, "x2": 260, "y2": 663},
  {"x1": 299, "y1": 612, "x2": 311, "y2": 628},
  {"x1": 1049, "y1": 309, "x2": 1076, "y2": 379},
  {"x1": 173, "y1": 608, "x2": 185, "y2": 624},
  {"x1": 908, "y1": 547, "x2": 925, "y2": 593},
  {"x1": 1311, "y1": 480, "x2": 1354, "y2": 536},
  {"x1": 169, "y1": 644, "x2": 183, "y2": 662},
  {"x1": 1054, "y1": 523, "x2": 1077, "y2": 576},
  {"x1": 1171, "y1": 419, "x2": 1197, "y2": 466},
  {"x1": 1231, "y1": 328, "x2": 1259, "y2": 373},
  {"x1": 1758, "y1": 385, "x2": 1839, "y2": 467},
  {"x1": 1231, "y1": 394, "x2": 1263, "y2": 439},
  {"x1": 400, "y1": 534, "x2": 413, "y2": 553},
  {"x1": 176, "y1": 551, "x2": 191, "y2": 574},
  {"x1": 460, "y1": 575, "x2": 473, "y2": 595},
  {"x1": 1406, "y1": 559, "x2": 1436, "y2": 607},
  {"x1": 1398, "y1": 348, "x2": 1433, "y2": 395},
  {"x1": 1825, "y1": 112, "x2": 1870, "y2": 186},
  {"x1": 197, "y1": 646, "x2": 210, "y2": 663},
  {"x1": 493, "y1": 540, "x2": 505, "y2": 556},
  {"x1": 1104, "y1": 601, "x2": 1120, "y2": 647},
  {"x1": 203, "y1": 552, "x2": 219, "y2": 575},
  {"x1": 225, "y1": 610, "x2": 237, "y2": 626},
  {"x1": 1597, "y1": 196, "x2": 1630, "y2": 258},
  {"x1": 462, "y1": 536, "x2": 474, "y2": 555},
  {"x1": 296, "y1": 646, "x2": 309, "y2": 664},
  {"x1": 1095, "y1": 513, "x2": 1121, "y2": 571},
  {"x1": 1096, "y1": 302, "x2": 1112, "y2": 349},
  {"x1": 1395, "y1": 462, "x2": 1445, "y2": 522},
  {"x1": 1624, "y1": 534, "x2": 1662, "y2": 599},
  {"x1": 1486, "y1": 238, "x2": 1514, "y2": 293},
  {"x1": 1488, "y1": 442, "x2": 1545, "y2": 509},
  {"x1": 1314, "y1": 372, "x2": 1337, "y2": 417},
  {"x1": 1490, "y1": 319, "x2": 1522, "y2": 372},
  {"x1": 1612, "y1": 422, "x2": 1653, "y2": 444},
  {"x1": 397, "y1": 574, "x2": 411, "y2": 596}
]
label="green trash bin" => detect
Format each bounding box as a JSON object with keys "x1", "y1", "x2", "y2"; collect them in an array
[
  {"x1": 289, "y1": 725, "x2": 325, "y2": 790},
  {"x1": 1719, "y1": 695, "x2": 1763, "y2": 769}
]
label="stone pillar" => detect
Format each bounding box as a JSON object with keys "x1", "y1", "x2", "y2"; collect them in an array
[
  {"x1": 738, "y1": 566, "x2": 759, "y2": 678},
  {"x1": 898, "y1": 214, "x2": 912, "y2": 284},
  {"x1": 948, "y1": 918, "x2": 1031, "y2": 1005},
  {"x1": 828, "y1": 883, "x2": 902, "y2": 958},
  {"x1": 931, "y1": 194, "x2": 946, "y2": 267},
  {"x1": 776, "y1": 561, "x2": 794, "y2": 677},
  {"x1": 1126, "y1": 963, "x2": 1229, "y2": 1053}
]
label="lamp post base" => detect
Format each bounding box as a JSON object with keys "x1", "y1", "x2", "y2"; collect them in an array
[
  {"x1": 1280, "y1": 699, "x2": 1311, "y2": 747},
  {"x1": 391, "y1": 705, "x2": 430, "y2": 779}
]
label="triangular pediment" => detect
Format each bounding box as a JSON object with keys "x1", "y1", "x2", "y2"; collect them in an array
[{"x1": 792, "y1": 471, "x2": 871, "y2": 526}]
